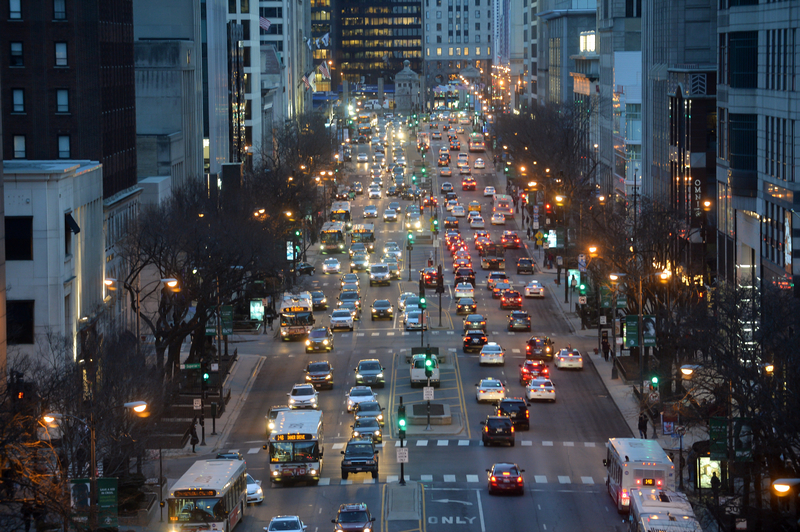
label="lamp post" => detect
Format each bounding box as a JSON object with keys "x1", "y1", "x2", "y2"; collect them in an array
[
  {"x1": 44, "y1": 402, "x2": 147, "y2": 531},
  {"x1": 773, "y1": 478, "x2": 800, "y2": 531}
]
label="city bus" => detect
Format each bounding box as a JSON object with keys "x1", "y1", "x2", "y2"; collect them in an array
[
  {"x1": 357, "y1": 114, "x2": 372, "y2": 140},
  {"x1": 417, "y1": 132, "x2": 430, "y2": 151},
  {"x1": 603, "y1": 438, "x2": 676, "y2": 513},
  {"x1": 319, "y1": 221, "x2": 346, "y2": 253},
  {"x1": 350, "y1": 223, "x2": 375, "y2": 253},
  {"x1": 492, "y1": 194, "x2": 515, "y2": 219},
  {"x1": 628, "y1": 488, "x2": 703, "y2": 532},
  {"x1": 167, "y1": 459, "x2": 247, "y2": 532},
  {"x1": 268, "y1": 410, "x2": 324, "y2": 485},
  {"x1": 468, "y1": 132, "x2": 485, "y2": 152},
  {"x1": 279, "y1": 292, "x2": 315, "y2": 340},
  {"x1": 330, "y1": 201, "x2": 352, "y2": 228}
]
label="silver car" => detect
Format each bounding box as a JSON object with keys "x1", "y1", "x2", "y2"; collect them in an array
[
  {"x1": 287, "y1": 384, "x2": 318, "y2": 409},
  {"x1": 398, "y1": 291, "x2": 416, "y2": 311},
  {"x1": 364, "y1": 205, "x2": 378, "y2": 218},
  {"x1": 384, "y1": 209, "x2": 398, "y2": 222},
  {"x1": 384, "y1": 242, "x2": 402, "y2": 261}
]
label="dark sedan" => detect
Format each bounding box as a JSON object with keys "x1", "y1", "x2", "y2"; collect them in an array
[
  {"x1": 294, "y1": 262, "x2": 316, "y2": 275},
  {"x1": 456, "y1": 297, "x2": 477, "y2": 315},
  {"x1": 304, "y1": 360, "x2": 334, "y2": 388},
  {"x1": 463, "y1": 330, "x2": 489, "y2": 352},
  {"x1": 370, "y1": 299, "x2": 394, "y2": 320},
  {"x1": 507, "y1": 311, "x2": 531, "y2": 331},
  {"x1": 311, "y1": 290, "x2": 328, "y2": 311},
  {"x1": 305, "y1": 328, "x2": 334, "y2": 353}
]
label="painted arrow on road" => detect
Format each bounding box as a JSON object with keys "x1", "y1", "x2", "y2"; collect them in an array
[{"x1": 431, "y1": 499, "x2": 473, "y2": 506}]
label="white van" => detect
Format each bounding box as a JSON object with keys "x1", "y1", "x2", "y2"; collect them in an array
[
  {"x1": 603, "y1": 438, "x2": 676, "y2": 513},
  {"x1": 410, "y1": 353, "x2": 440, "y2": 387}
]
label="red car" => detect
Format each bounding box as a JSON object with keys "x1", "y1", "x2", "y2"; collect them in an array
[
  {"x1": 500, "y1": 290, "x2": 523, "y2": 309},
  {"x1": 487, "y1": 462, "x2": 525, "y2": 495},
  {"x1": 501, "y1": 231, "x2": 521, "y2": 249},
  {"x1": 519, "y1": 359, "x2": 549, "y2": 384}
]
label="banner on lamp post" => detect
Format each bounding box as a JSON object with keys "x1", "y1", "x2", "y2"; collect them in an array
[
  {"x1": 625, "y1": 315, "x2": 638, "y2": 347},
  {"x1": 642, "y1": 315, "x2": 656, "y2": 347}
]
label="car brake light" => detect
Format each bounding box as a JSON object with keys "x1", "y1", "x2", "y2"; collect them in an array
[
  {"x1": 517, "y1": 476, "x2": 524, "y2": 483},
  {"x1": 526, "y1": 410, "x2": 529, "y2": 418},
  {"x1": 490, "y1": 476, "x2": 496, "y2": 482},
  {"x1": 510, "y1": 426, "x2": 514, "y2": 433}
]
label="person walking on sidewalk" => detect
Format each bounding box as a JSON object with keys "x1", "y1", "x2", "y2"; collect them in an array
[
  {"x1": 638, "y1": 414, "x2": 648, "y2": 439},
  {"x1": 190, "y1": 419, "x2": 200, "y2": 453},
  {"x1": 527, "y1": 226, "x2": 532, "y2": 240},
  {"x1": 570, "y1": 275, "x2": 578, "y2": 293}
]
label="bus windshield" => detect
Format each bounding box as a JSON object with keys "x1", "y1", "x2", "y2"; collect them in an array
[
  {"x1": 270, "y1": 441, "x2": 320, "y2": 463},
  {"x1": 168, "y1": 498, "x2": 225, "y2": 522},
  {"x1": 321, "y1": 231, "x2": 343, "y2": 244},
  {"x1": 351, "y1": 231, "x2": 374, "y2": 243},
  {"x1": 280, "y1": 312, "x2": 313, "y2": 327}
]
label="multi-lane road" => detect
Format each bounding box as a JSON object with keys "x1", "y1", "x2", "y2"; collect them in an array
[{"x1": 169, "y1": 116, "x2": 633, "y2": 532}]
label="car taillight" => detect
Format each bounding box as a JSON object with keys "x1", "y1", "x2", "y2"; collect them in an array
[
  {"x1": 525, "y1": 410, "x2": 529, "y2": 418},
  {"x1": 510, "y1": 426, "x2": 514, "y2": 433},
  {"x1": 517, "y1": 476, "x2": 524, "y2": 483},
  {"x1": 490, "y1": 476, "x2": 496, "y2": 482}
]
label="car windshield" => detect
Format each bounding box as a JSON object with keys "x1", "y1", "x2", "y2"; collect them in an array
[
  {"x1": 407, "y1": 312, "x2": 421, "y2": 319},
  {"x1": 345, "y1": 442, "x2": 374, "y2": 458},
  {"x1": 332, "y1": 310, "x2": 351, "y2": 318},
  {"x1": 341, "y1": 292, "x2": 358, "y2": 300},
  {"x1": 308, "y1": 362, "x2": 329, "y2": 372},
  {"x1": 292, "y1": 387, "x2": 314, "y2": 397},
  {"x1": 269, "y1": 519, "x2": 301, "y2": 531},
  {"x1": 500, "y1": 402, "x2": 526, "y2": 413},
  {"x1": 371, "y1": 266, "x2": 388, "y2": 273},
  {"x1": 356, "y1": 419, "x2": 380, "y2": 429},
  {"x1": 482, "y1": 381, "x2": 502, "y2": 388},
  {"x1": 486, "y1": 418, "x2": 511, "y2": 428},
  {"x1": 350, "y1": 388, "x2": 373, "y2": 397},
  {"x1": 308, "y1": 330, "x2": 327, "y2": 339},
  {"x1": 312, "y1": 291, "x2": 324, "y2": 298},
  {"x1": 325, "y1": 260, "x2": 339, "y2": 266},
  {"x1": 338, "y1": 511, "x2": 369, "y2": 523},
  {"x1": 358, "y1": 402, "x2": 381, "y2": 413},
  {"x1": 359, "y1": 361, "x2": 382, "y2": 372},
  {"x1": 531, "y1": 379, "x2": 553, "y2": 387},
  {"x1": 493, "y1": 464, "x2": 520, "y2": 475},
  {"x1": 374, "y1": 301, "x2": 390, "y2": 309}
]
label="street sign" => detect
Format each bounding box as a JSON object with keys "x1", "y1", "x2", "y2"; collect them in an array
[
  {"x1": 423, "y1": 386, "x2": 435, "y2": 401},
  {"x1": 211, "y1": 363, "x2": 219, "y2": 371},
  {"x1": 578, "y1": 254, "x2": 587, "y2": 272},
  {"x1": 396, "y1": 447, "x2": 409, "y2": 463},
  {"x1": 579, "y1": 296, "x2": 587, "y2": 304},
  {"x1": 599, "y1": 316, "x2": 607, "y2": 325},
  {"x1": 533, "y1": 205, "x2": 539, "y2": 215},
  {"x1": 182, "y1": 363, "x2": 201, "y2": 370},
  {"x1": 221, "y1": 305, "x2": 234, "y2": 335},
  {"x1": 193, "y1": 398, "x2": 202, "y2": 410},
  {"x1": 533, "y1": 222, "x2": 539, "y2": 230}
]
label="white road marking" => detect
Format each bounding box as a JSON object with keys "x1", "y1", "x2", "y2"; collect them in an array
[
  {"x1": 558, "y1": 476, "x2": 571, "y2": 484},
  {"x1": 512, "y1": 349, "x2": 521, "y2": 354},
  {"x1": 466, "y1": 475, "x2": 480, "y2": 483},
  {"x1": 332, "y1": 443, "x2": 345, "y2": 449},
  {"x1": 371, "y1": 333, "x2": 380, "y2": 336},
  {"x1": 369, "y1": 349, "x2": 376, "y2": 353},
  {"x1": 247, "y1": 448, "x2": 260, "y2": 454},
  {"x1": 363, "y1": 479, "x2": 376, "y2": 484},
  {"x1": 584, "y1": 442, "x2": 595, "y2": 447},
  {"x1": 521, "y1": 441, "x2": 532, "y2": 446},
  {"x1": 458, "y1": 440, "x2": 470, "y2": 446},
  {"x1": 437, "y1": 440, "x2": 448, "y2": 446},
  {"x1": 444, "y1": 475, "x2": 456, "y2": 482},
  {"x1": 581, "y1": 477, "x2": 594, "y2": 484},
  {"x1": 318, "y1": 478, "x2": 331, "y2": 486},
  {"x1": 543, "y1": 441, "x2": 554, "y2": 446},
  {"x1": 357, "y1": 333, "x2": 365, "y2": 337},
  {"x1": 564, "y1": 441, "x2": 574, "y2": 447},
  {"x1": 447, "y1": 331, "x2": 455, "y2": 335},
  {"x1": 387, "y1": 332, "x2": 395, "y2": 336},
  {"x1": 387, "y1": 475, "x2": 399, "y2": 483},
  {"x1": 341, "y1": 480, "x2": 353, "y2": 485},
  {"x1": 534, "y1": 475, "x2": 548, "y2": 483},
  {"x1": 416, "y1": 440, "x2": 429, "y2": 446},
  {"x1": 420, "y1": 475, "x2": 433, "y2": 481}
]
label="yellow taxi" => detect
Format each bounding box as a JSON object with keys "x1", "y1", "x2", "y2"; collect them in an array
[{"x1": 468, "y1": 201, "x2": 482, "y2": 213}]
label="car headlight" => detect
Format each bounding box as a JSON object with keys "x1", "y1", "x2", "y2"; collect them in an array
[
  {"x1": 377, "y1": 372, "x2": 384, "y2": 378},
  {"x1": 348, "y1": 399, "x2": 354, "y2": 406},
  {"x1": 353, "y1": 430, "x2": 361, "y2": 437},
  {"x1": 325, "y1": 374, "x2": 331, "y2": 379},
  {"x1": 356, "y1": 373, "x2": 363, "y2": 379},
  {"x1": 256, "y1": 487, "x2": 263, "y2": 495},
  {"x1": 289, "y1": 398, "x2": 295, "y2": 404},
  {"x1": 375, "y1": 430, "x2": 381, "y2": 435},
  {"x1": 323, "y1": 339, "x2": 329, "y2": 345},
  {"x1": 377, "y1": 414, "x2": 383, "y2": 420},
  {"x1": 305, "y1": 340, "x2": 311, "y2": 346},
  {"x1": 268, "y1": 421, "x2": 275, "y2": 430},
  {"x1": 310, "y1": 397, "x2": 316, "y2": 403}
]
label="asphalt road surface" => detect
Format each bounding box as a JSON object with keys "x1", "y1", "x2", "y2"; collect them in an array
[{"x1": 166, "y1": 115, "x2": 632, "y2": 532}]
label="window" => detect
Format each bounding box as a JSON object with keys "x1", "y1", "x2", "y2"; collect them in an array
[
  {"x1": 6, "y1": 217, "x2": 33, "y2": 260},
  {"x1": 241, "y1": 20, "x2": 250, "y2": 40},
  {"x1": 426, "y1": 47, "x2": 430, "y2": 56},
  {"x1": 475, "y1": 10, "x2": 480, "y2": 17},
  {"x1": 9, "y1": 0, "x2": 21, "y2": 18},
  {"x1": 65, "y1": 213, "x2": 80, "y2": 255},
  {"x1": 240, "y1": 0, "x2": 249, "y2": 13},
  {"x1": 58, "y1": 135, "x2": 70, "y2": 158},
  {"x1": 12, "y1": 89, "x2": 24, "y2": 112},
  {"x1": 475, "y1": 22, "x2": 479, "y2": 30},
  {"x1": 449, "y1": 47, "x2": 453, "y2": 55},
  {"x1": 426, "y1": 35, "x2": 430, "y2": 43},
  {"x1": 13, "y1": 135, "x2": 25, "y2": 158},
  {"x1": 465, "y1": 47, "x2": 470, "y2": 55},
  {"x1": 55, "y1": 42, "x2": 67, "y2": 66},
  {"x1": 437, "y1": 23, "x2": 441, "y2": 30},
  {"x1": 437, "y1": 36, "x2": 442, "y2": 43},
  {"x1": 10, "y1": 42, "x2": 23, "y2": 66},
  {"x1": 229, "y1": 0, "x2": 236, "y2": 13},
  {"x1": 8, "y1": 300, "x2": 35, "y2": 345},
  {"x1": 259, "y1": 7, "x2": 281, "y2": 17},
  {"x1": 54, "y1": 0, "x2": 66, "y2": 19},
  {"x1": 729, "y1": 113, "x2": 757, "y2": 171},
  {"x1": 728, "y1": 32, "x2": 757, "y2": 89},
  {"x1": 437, "y1": 10, "x2": 442, "y2": 18},
  {"x1": 476, "y1": 35, "x2": 480, "y2": 43},
  {"x1": 436, "y1": 47, "x2": 442, "y2": 56},
  {"x1": 456, "y1": 47, "x2": 461, "y2": 55},
  {"x1": 57, "y1": 89, "x2": 69, "y2": 112}
]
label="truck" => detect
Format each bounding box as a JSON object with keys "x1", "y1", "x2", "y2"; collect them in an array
[{"x1": 480, "y1": 244, "x2": 505, "y2": 270}]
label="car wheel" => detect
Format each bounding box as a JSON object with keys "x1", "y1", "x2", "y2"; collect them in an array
[
  {"x1": 371, "y1": 470, "x2": 378, "y2": 479},
  {"x1": 349, "y1": 326, "x2": 354, "y2": 331},
  {"x1": 510, "y1": 440, "x2": 515, "y2": 447},
  {"x1": 341, "y1": 471, "x2": 348, "y2": 480},
  {"x1": 371, "y1": 316, "x2": 375, "y2": 321}
]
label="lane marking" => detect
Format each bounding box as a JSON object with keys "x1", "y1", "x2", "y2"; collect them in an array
[
  {"x1": 558, "y1": 476, "x2": 571, "y2": 484},
  {"x1": 581, "y1": 477, "x2": 594, "y2": 484},
  {"x1": 543, "y1": 441, "x2": 554, "y2": 446},
  {"x1": 534, "y1": 475, "x2": 548, "y2": 484},
  {"x1": 444, "y1": 475, "x2": 456, "y2": 482},
  {"x1": 466, "y1": 474, "x2": 480, "y2": 483}
]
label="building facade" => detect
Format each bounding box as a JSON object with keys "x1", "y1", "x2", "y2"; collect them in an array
[
  {"x1": 202, "y1": 0, "x2": 232, "y2": 175},
  {"x1": 519, "y1": 0, "x2": 539, "y2": 110},
  {"x1": 338, "y1": 0, "x2": 421, "y2": 87},
  {"x1": 535, "y1": 0, "x2": 596, "y2": 105},
  {"x1": 422, "y1": 0, "x2": 493, "y2": 98},
  {"x1": 4, "y1": 161, "x2": 104, "y2": 363},
  {"x1": 715, "y1": 0, "x2": 799, "y2": 289}
]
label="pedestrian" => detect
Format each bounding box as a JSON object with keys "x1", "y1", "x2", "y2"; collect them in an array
[
  {"x1": 711, "y1": 471, "x2": 721, "y2": 506},
  {"x1": 570, "y1": 275, "x2": 578, "y2": 293},
  {"x1": 527, "y1": 226, "x2": 532, "y2": 240},
  {"x1": 190, "y1": 419, "x2": 199, "y2": 453},
  {"x1": 267, "y1": 310, "x2": 274, "y2": 330},
  {"x1": 22, "y1": 502, "x2": 32, "y2": 532},
  {"x1": 638, "y1": 414, "x2": 648, "y2": 439},
  {"x1": 602, "y1": 342, "x2": 610, "y2": 362}
]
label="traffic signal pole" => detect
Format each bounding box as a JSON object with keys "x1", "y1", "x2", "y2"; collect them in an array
[{"x1": 398, "y1": 397, "x2": 406, "y2": 486}]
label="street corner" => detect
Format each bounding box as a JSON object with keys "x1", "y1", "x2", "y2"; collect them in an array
[{"x1": 422, "y1": 487, "x2": 485, "y2": 531}]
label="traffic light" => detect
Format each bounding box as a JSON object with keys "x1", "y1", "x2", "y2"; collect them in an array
[
  {"x1": 397, "y1": 403, "x2": 407, "y2": 439},
  {"x1": 412, "y1": 174, "x2": 417, "y2": 183},
  {"x1": 295, "y1": 230, "x2": 301, "y2": 237},
  {"x1": 421, "y1": 167, "x2": 426, "y2": 175},
  {"x1": 424, "y1": 351, "x2": 433, "y2": 378},
  {"x1": 419, "y1": 295, "x2": 427, "y2": 310},
  {"x1": 545, "y1": 203, "x2": 553, "y2": 215},
  {"x1": 201, "y1": 361, "x2": 210, "y2": 390},
  {"x1": 651, "y1": 376, "x2": 659, "y2": 392},
  {"x1": 579, "y1": 283, "x2": 587, "y2": 296}
]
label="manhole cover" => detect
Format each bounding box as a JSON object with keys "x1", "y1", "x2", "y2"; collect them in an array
[{"x1": 412, "y1": 403, "x2": 445, "y2": 416}]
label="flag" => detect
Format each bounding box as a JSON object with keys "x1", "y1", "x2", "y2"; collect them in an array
[
  {"x1": 302, "y1": 74, "x2": 311, "y2": 89},
  {"x1": 321, "y1": 33, "x2": 330, "y2": 47},
  {"x1": 306, "y1": 38, "x2": 313, "y2": 51},
  {"x1": 319, "y1": 62, "x2": 331, "y2": 79},
  {"x1": 259, "y1": 17, "x2": 271, "y2": 31}
]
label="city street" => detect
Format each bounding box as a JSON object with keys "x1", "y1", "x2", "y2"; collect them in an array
[{"x1": 156, "y1": 115, "x2": 634, "y2": 532}]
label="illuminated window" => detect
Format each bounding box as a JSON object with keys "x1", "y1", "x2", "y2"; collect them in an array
[
  {"x1": 449, "y1": 47, "x2": 453, "y2": 55},
  {"x1": 427, "y1": 47, "x2": 430, "y2": 56},
  {"x1": 456, "y1": 47, "x2": 461, "y2": 55},
  {"x1": 436, "y1": 47, "x2": 442, "y2": 56},
  {"x1": 464, "y1": 47, "x2": 469, "y2": 55}
]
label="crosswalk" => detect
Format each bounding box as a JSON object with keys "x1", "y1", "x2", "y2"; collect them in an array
[
  {"x1": 230, "y1": 440, "x2": 597, "y2": 456},
  {"x1": 302, "y1": 329, "x2": 529, "y2": 341},
  {"x1": 316, "y1": 474, "x2": 604, "y2": 486}
]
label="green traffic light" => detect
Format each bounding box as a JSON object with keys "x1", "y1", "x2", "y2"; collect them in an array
[
  {"x1": 203, "y1": 372, "x2": 210, "y2": 381},
  {"x1": 398, "y1": 419, "x2": 406, "y2": 427},
  {"x1": 651, "y1": 376, "x2": 659, "y2": 384},
  {"x1": 425, "y1": 358, "x2": 432, "y2": 367}
]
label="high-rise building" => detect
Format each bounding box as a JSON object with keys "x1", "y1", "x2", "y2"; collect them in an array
[
  {"x1": 714, "y1": 0, "x2": 799, "y2": 287},
  {"x1": 421, "y1": 0, "x2": 493, "y2": 100},
  {"x1": 337, "y1": 0, "x2": 422, "y2": 87},
  {"x1": 1, "y1": 0, "x2": 138, "y2": 200},
  {"x1": 0, "y1": 77, "x2": 6, "y2": 381},
  {"x1": 203, "y1": 0, "x2": 233, "y2": 174},
  {"x1": 535, "y1": 0, "x2": 596, "y2": 105},
  {"x1": 518, "y1": 0, "x2": 539, "y2": 109}
]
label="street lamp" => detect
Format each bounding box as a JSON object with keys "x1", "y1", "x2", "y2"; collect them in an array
[{"x1": 43, "y1": 402, "x2": 148, "y2": 531}]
